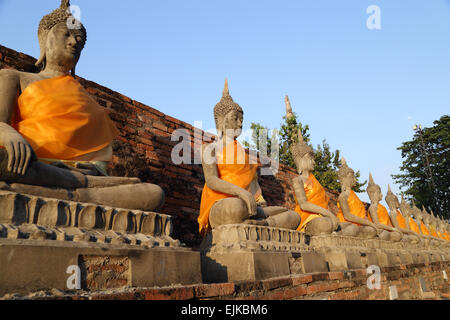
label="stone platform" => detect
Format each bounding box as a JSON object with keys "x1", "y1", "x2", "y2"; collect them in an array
[
  {"x1": 200, "y1": 224, "x2": 450, "y2": 283},
  {"x1": 0, "y1": 191, "x2": 201, "y2": 295}
]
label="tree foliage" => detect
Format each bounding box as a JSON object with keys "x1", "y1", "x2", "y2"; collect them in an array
[{"x1": 392, "y1": 115, "x2": 449, "y2": 219}]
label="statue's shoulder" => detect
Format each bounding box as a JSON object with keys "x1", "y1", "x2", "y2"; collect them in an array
[{"x1": 0, "y1": 68, "x2": 20, "y2": 80}]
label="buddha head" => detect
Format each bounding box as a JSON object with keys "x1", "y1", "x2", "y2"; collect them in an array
[
  {"x1": 421, "y1": 207, "x2": 431, "y2": 225},
  {"x1": 385, "y1": 185, "x2": 400, "y2": 212},
  {"x1": 214, "y1": 79, "x2": 243, "y2": 140},
  {"x1": 291, "y1": 129, "x2": 315, "y2": 175},
  {"x1": 366, "y1": 173, "x2": 382, "y2": 204},
  {"x1": 338, "y1": 157, "x2": 356, "y2": 189},
  {"x1": 399, "y1": 195, "x2": 411, "y2": 219},
  {"x1": 36, "y1": 0, "x2": 87, "y2": 74}
]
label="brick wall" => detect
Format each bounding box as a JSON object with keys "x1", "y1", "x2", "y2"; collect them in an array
[
  {"x1": 0, "y1": 44, "x2": 341, "y2": 247},
  {"x1": 14, "y1": 261, "x2": 450, "y2": 300}
]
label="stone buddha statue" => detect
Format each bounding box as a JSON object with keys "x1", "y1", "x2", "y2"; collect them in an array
[
  {"x1": 385, "y1": 186, "x2": 420, "y2": 243},
  {"x1": 402, "y1": 197, "x2": 421, "y2": 234},
  {"x1": 436, "y1": 214, "x2": 449, "y2": 241},
  {"x1": 336, "y1": 158, "x2": 378, "y2": 239},
  {"x1": 287, "y1": 101, "x2": 339, "y2": 236},
  {"x1": 198, "y1": 80, "x2": 300, "y2": 236},
  {"x1": 366, "y1": 174, "x2": 402, "y2": 241},
  {"x1": 0, "y1": 0, "x2": 164, "y2": 212}
]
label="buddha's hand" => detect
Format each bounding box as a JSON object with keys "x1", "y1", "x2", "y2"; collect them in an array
[
  {"x1": 0, "y1": 128, "x2": 36, "y2": 175},
  {"x1": 237, "y1": 189, "x2": 257, "y2": 215}
]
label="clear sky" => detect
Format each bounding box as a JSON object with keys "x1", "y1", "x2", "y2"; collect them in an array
[{"x1": 1, "y1": 0, "x2": 449, "y2": 204}]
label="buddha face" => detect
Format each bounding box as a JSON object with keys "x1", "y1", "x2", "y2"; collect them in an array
[
  {"x1": 45, "y1": 22, "x2": 85, "y2": 71},
  {"x1": 368, "y1": 186, "x2": 383, "y2": 203},
  {"x1": 220, "y1": 109, "x2": 243, "y2": 139},
  {"x1": 341, "y1": 169, "x2": 356, "y2": 189},
  {"x1": 294, "y1": 152, "x2": 315, "y2": 174},
  {"x1": 385, "y1": 193, "x2": 400, "y2": 211}
]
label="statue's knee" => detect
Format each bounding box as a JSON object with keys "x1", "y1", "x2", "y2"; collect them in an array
[
  {"x1": 362, "y1": 226, "x2": 377, "y2": 238},
  {"x1": 340, "y1": 223, "x2": 359, "y2": 237},
  {"x1": 390, "y1": 231, "x2": 402, "y2": 242},
  {"x1": 140, "y1": 183, "x2": 165, "y2": 211},
  {"x1": 378, "y1": 230, "x2": 390, "y2": 240},
  {"x1": 209, "y1": 198, "x2": 248, "y2": 228},
  {"x1": 307, "y1": 217, "x2": 333, "y2": 235}
]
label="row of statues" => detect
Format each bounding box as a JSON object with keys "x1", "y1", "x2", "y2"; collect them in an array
[
  {"x1": 0, "y1": 1, "x2": 448, "y2": 247},
  {"x1": 198, "y1": 80, "x2": 449, "y2": 245}
]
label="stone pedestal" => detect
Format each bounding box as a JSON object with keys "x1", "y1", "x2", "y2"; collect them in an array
[{"x1": 0, "y1": 191, "x2": 202, "y2": 295}]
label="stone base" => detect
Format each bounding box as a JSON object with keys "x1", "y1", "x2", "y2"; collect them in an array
[
  {"x1": 200, "y1": 224, "x2": 450, "y2": 283},
  {"x1": 0, "y1": 238, "x2": 201, "y2": 296}
]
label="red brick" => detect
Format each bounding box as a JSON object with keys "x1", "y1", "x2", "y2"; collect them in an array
[
  {"x1": 91, "y1": 292, "x2": 137, "y2": 300},
  {"x1": 153, "y1": 121, "x2": 169, "y2": 132},
  {"x1": 194, "y1": 283, "x2": 235, "y2": 298},
  {"x1": 140, "y1": 287, "x2": 194, "y2": 300},
  {"x1": 261, "y1": 277, "x2": 292, "y2": 291},
  {"x1": 306, "y1": 281, "x2": 340, "y2": 295},
  {"x1": 327, "y1": 272, "x2": 344, "y2": 280},
  {"x1": 282, "y1": 285, "x2": 308, "y2": 299},
  {"x1": 291, "y1": 274, "x2": 313, "y2": 286}
]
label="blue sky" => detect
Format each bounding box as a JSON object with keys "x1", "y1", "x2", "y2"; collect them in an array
[{"x1": 1, "y1": 0, "x2": 449, "y2": 204}]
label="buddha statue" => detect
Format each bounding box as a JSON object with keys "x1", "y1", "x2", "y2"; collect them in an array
[
  {"x1": 0, "y1": 0, "x2": 164, "y2": 212},
  {"x1": 403, "y1": 197, "x2": 421, "y2": 234},
  {"x1": 366, "y1": 175, "x2": 402, "y2": 241},
  {"x1": 385, "y1": 186, "x2": 420, "y2": 243},
  {"x1": 436, "y1": 215, "x2": 449, "y2": 241},
  {"x1": 336, "y1": 158, "x2": 378, "y2": 239},
  {"x1": 198, "y1": 80, "x2": 301, "y2": 236},
  {"x1": 410, "y1": 203, "x2": 438, "y2": 247},
  {"x1": 288, "y1": 106, "x2": 340, "y2": 235}
]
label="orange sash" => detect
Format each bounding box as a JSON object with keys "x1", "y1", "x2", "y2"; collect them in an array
[
  {"x1": 12, "y1": 75, "x2": 119, "y2": 160},
  {"x1": 293, "y1": 173, "x2": 329, "y2": 232},
  {"x1": 337, "y1": 190, "x2": 367, "y2": 225},
  {"x1": 368, "y1": 203, "x2": 392, "y2": 226},
  {"x1": 420, "y1": 222, "x2": 430, "y2": 236},
  {"x1": 198, "y1": 140, "x2": 259, "y2": 236},
  {"x1": 409, "y1": 218, "x2": 421, "y2": 234},
  {"x1": 395, "y1": 210, "x2": 407, "y2": 229}
]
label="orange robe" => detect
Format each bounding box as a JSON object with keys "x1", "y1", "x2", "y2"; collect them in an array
[
  {"x1": 293, "y1": 173, "x2": 329, "y2": 232},
  {"x1": 198, "y1": 140, "x2": 259, "y2": 236},
  {"x1": 395, "y1": 210, "x2": 407, "y2": 229},
  {"x1": 409, "y1": 218, "x2": 421, "y2": 234},
  {"x1": 337, "y1": 190, "x2": 367, "y2": 225},
  {"x1": 12, "y1": 75, "x2": 118, "y2": 160},
  {"x1": 420, "y1": 222, "x2": 430, "y2": 236},
  {"x1": 368, "y1": 203, "x2": 392, "y2": 226}
]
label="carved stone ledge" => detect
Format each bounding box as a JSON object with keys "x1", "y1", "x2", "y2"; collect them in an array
[
  {"x1": 0, "y1": 190, "x2": 180, "y2": 248},
  {"x1": 201, "y1": 224, "x2": 309, "y2": 253}
]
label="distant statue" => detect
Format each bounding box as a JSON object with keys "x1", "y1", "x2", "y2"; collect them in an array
[
  {"x1": 287, "y1": 97, "x2": 340, "y2": 236},
  {"x1": 336, "y1": 158, "x2": 379, "y2": 239},
  {"x1": 366, "y1": 175, "x2": 402, "y2": 241},
  {"x1": 197, "y1": 80, "x2": 300, "y2": 236},
  {"x1": 385, "y1": 186, "x2": 420, "y2": 243},
  {"x1": 0, "y1": 0, "x2": 164, "y2": 212}
]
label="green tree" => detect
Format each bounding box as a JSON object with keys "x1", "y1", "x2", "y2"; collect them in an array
[
  {"x1": 278, "y1": 112, "x2": 310, "y2": 169},
  {"x1": 392, "y1": 115, "x2": 449, "y2": 219}
]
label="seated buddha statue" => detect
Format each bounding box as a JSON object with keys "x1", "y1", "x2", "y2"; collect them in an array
[
  {"x1": 336, "y1": 158, "x2": 379, "y2": 239},
  {"x1": 404, "y1": 198, "x2": 421, "y2": 235},
  {"x1": 436, "y1": 214, "x2": 449, "y2": 241},
  {"x1": 410, "y1": 203, "x2": 438, "y2": 246},
  {"x1": 0, "y1": 0, "x2": 164, "y2": 212},
  {"x1": 366, "y1": 175, "x2": 402, "y2": 241},
  {"x1": 198, "y1": 80, "x2": 300, "y2": 236},
  {"x1": 385, "y1": 186, "x2": 420, "y2": 243},
  {"x1": 289, "y1": 122, "x2": 340, "y2": 235}
]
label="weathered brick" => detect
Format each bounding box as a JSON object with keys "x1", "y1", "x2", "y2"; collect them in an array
[
  {"x1": 306, "y1": 281, "x2": 340, "y2": 295},
  {"x1": 194, "y1": 283, "x2": 235, "y2": 298},
  {"x1": 291, "y1": 274, "x2": 313, "y2": 286},
  {"x1": 327, "y1": 271, "x2": 344, "y2": 280},
  {"x1": 140, "y1": 287, "x2": 194, "y2": 300},
  {"x1": 261, "y1": 276, "x2": 292, "y2": 291}
]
